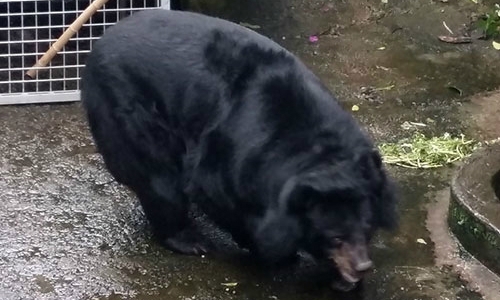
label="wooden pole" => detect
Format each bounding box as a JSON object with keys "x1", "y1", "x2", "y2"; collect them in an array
[{"x1": 25, "y1": 0, "x2": 111, "y2": 79}]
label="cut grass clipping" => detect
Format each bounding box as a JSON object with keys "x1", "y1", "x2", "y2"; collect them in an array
[{"x1": 378, "y1": 133, "x2": 479, "y2": 169}]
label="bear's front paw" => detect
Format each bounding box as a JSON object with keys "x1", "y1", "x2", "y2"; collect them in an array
[{"x1": 162, "y1": 228, "x2": 211, "y2": 256}]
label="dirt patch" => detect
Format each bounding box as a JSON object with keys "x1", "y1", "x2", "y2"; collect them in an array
[{"x1": 464, "y1": 90, "x2": 500, "y2": 140}]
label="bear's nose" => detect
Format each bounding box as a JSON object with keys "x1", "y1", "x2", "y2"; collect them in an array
[{"x1": 354, "y1": 260, "x2": 373, "y2": 272}]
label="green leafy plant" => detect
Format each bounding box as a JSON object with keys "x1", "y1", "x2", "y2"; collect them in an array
[
  {"x1": 477, "y1": 4, "x2": 500, "y2": 39},
  {"x1": 378, "y1": 133, "x2": 480, "y2": 169}
]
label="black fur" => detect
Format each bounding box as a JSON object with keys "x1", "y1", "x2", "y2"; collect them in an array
[{"x1": 81, "y1": 9, "x2": 398, "y2": 285}]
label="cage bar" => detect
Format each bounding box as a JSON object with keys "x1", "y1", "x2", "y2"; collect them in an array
[{"x1": 0, "y1": 0, "x2": 169, "y2": 105}]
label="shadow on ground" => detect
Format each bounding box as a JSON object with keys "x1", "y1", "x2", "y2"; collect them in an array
[{"x1": 1, "y1": 0, "x2": 500, "y2": 299}]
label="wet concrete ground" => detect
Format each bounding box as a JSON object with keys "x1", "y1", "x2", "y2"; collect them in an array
[{"x1": 1, "y1": 0, "x2": 500, "y2": 299}]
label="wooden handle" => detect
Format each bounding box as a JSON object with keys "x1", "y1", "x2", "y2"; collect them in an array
[{"x1": 25, "y1": 0, "x2": 111, "y2": 79}]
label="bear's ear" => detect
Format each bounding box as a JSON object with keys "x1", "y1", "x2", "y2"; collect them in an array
[
  {"x1": 359, "y1": 149, "x2": 399, "y2": 230},
  {"x1": 252, "y1": 208, "x2": 302, "y2": 265},
  {"x1": 371, "y1": 148, "x2": 383, "y2": 169},
  {"x1": 282, "y1": 169, "x2": 359, "y2": 212},
  {"x1": 276, "y1": 176, "x2": 311, "y2": 213},
  {"x1": 275, "y1": 175, "x2": 319, "y2": 214},
  {"x1": 373, "y1": 174, "x2": 399, "y2": 230},
  {"x1": 250, "y1": 177, "x2": 305, "y2": 265},
  {"x1": 251, "y1": 168, "x2": 364, "y2": 264},
  {"x1": 355, "y1": 148, "x2": 383, "y2": 181}
]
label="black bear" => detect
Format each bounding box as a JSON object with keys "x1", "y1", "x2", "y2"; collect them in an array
[{"x1": 81, "y1": 9, "x2": 398, "y2": 288}]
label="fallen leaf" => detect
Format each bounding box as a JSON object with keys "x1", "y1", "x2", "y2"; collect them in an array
[
  {"x1": 437, "y1": 35, "x2": 472, "y2": 44},
  {"x1": 221, "y1": 282, "x2": 238, "y2": 287},
  {"x1": 417, "y1": 238, "x2": 427, "y2": 245},
  {"x1": 381, "y1": 0, "x2": 388, "y2": 3},
  {"x1": 492, "y1": 41, "x2": 500, "y2": 50},
  {"x1": 351, "y1": 105, "x2": 360, "y2": 111},
  {"x1": 378, "y1": 46, "x2": 386, "y2": 50},
  {"x1": 470, "y1": 0, "x2": 478, "y2": 3}
]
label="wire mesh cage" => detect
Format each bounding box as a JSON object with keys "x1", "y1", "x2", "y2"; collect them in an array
[{"x1": 0, "y1": 0, "x2": 169, "y2": 105}]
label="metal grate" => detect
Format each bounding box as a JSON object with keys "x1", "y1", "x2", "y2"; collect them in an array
[{"x1": 0, "y1": 0, "x2": 169, "y2": 105}]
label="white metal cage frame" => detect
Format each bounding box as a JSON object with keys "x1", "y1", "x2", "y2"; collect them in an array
[{"x1": 0, "y1": 0, "x2": 169, "y2": 105}]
